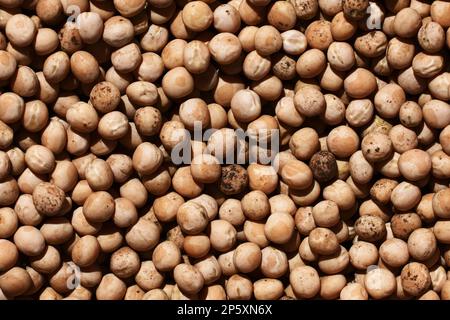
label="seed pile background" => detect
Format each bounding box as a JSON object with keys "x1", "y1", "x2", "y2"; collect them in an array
[{"x1": 1, "y1": 0, "x2": 450, "y2": 300}]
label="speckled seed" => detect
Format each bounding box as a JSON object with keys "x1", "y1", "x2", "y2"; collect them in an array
[{"x1": 32, "y1": 183, "x2": 66, "y2": 217}]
